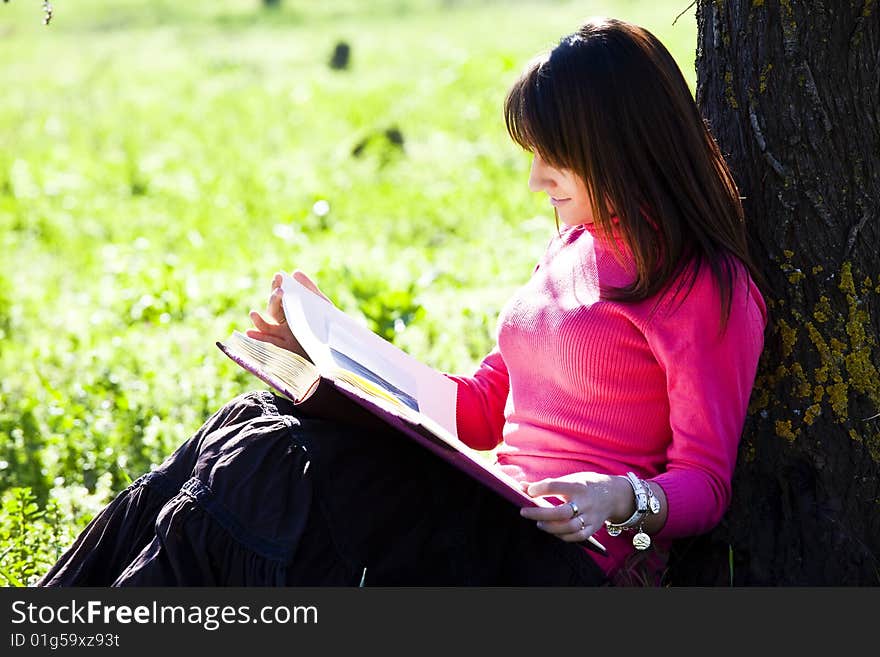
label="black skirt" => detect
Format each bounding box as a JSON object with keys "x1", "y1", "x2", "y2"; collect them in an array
[{"x1": 37, "y1": 390, "x2": 607, "y2": 587}]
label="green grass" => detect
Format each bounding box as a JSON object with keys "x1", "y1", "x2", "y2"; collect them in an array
[{"x1": 0, "y1": 0, "x2": 697, "y2": 584}]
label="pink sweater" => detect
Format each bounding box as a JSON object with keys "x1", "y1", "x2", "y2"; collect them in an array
[{"x1": 448, "y1": 222, "x2": 767, "y2": 580}]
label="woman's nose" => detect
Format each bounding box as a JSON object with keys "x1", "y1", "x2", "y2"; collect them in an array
[{"x1": 528, "y1": 156, "x2": 554, "y2": 193}]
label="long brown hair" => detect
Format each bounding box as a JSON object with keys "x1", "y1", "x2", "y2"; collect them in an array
[{"x1": 504, "y1": 18, "x2": 766, "y2": 327}]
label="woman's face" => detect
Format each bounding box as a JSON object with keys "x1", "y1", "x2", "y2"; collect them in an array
[{"x1": 528, "y1": 152, "x2": 594, "y2": 226}]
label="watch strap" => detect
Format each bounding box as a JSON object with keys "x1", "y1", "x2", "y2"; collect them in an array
[{"x1": 604, "y1": 472, "x2": 648, "y2": 536}]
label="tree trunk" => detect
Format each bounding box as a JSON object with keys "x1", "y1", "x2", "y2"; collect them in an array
[{"x1": 671, "y1": 0, "x2": 880, "y2": 585}]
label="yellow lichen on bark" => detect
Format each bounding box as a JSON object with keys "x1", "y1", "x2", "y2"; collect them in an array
[
  {"x1": 759, "y1": 63, "x2": 772, "y2": 93},
  {"x1": 839, "y1": 262, "x2": 879, "y2": 398},
  {"x1": 779, "y1": 0, "x2": 797, "y2": 52},
  {"x1": 777, "y1": 318, "x2": 797, "y2": 358},
  {"x1": 790, "y1": 362, "x2": 812, "y2": 398},
  {"x1": 813, "y1": 295, "x2": 832, "y2": 323},
  {"x1": 750, "y1": 260, "x2": 879, "y2": 460},
  {"x1": 804, "y1": 404, "x2": 822, "y2": 425},
  {"x1": 775, "y1": 419, "x2": 798, "y2": 441},
  {"x1": 724, "y1": 70, "x2": 739, "y2": 109}
]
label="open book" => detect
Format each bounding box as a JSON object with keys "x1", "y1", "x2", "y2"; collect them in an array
[{"x1": 217, "y1": 273, "x2": 606, "y2": 556}]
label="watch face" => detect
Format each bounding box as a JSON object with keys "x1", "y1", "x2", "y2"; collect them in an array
[{"x1": 649, "y1": 496, "x2": 661, "y2": 514}]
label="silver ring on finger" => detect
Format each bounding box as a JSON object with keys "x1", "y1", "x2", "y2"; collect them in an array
[
  {"x1": 578, "y1": 515, "x2": 586, "y2": 531},
  {"x1": 568, "y1": 501, "x2": 579, "y2": 518}
]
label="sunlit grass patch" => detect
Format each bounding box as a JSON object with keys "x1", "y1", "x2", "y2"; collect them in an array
[{"x1": 0, "y1": 0, "x2": 696, "y2": 584}]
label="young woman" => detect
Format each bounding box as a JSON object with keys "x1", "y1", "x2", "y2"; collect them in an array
[{"x1": 38, "y1": 17, "x2": 767, "y2": 587}]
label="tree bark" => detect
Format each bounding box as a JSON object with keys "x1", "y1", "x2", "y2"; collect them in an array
[{"x1": 672, "y1": 0, "x2": 880, "y2": 585}]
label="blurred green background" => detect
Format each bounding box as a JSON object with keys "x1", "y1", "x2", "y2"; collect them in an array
[{"x1": 0, "y1": 0, "x2": 696, "y2": 584}]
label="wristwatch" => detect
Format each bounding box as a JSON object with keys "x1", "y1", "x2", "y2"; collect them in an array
[
  {"x1": 646, "y1": 481, "x2": 661, "y2": 515},
  {"x1": 604, "y1": 472, "x2": 648, "y2": 537}
]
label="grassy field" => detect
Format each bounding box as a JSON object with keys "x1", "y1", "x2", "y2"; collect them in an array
[{"x1": 0, "y1": 0, "x2": 697, "y2": 584}]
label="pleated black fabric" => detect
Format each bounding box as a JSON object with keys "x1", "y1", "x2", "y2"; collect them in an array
[{"x1": 37, "y1": 391, "x2": 607, "y2": 587}]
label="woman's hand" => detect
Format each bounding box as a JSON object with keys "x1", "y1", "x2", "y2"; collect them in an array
[
  {"x1": 519, "y1": 472, "x2": 634, "y2": 543},
  {"x1": 245, "y1": 270, "x2": 332, "y2": 357}
]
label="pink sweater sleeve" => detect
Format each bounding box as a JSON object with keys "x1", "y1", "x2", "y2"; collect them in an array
[
  {"x1": 645, "y1": 267, "x2": 767, "y2": 540},
  {"x1": 445, "y1": 346, "x2": 509, "y2": 451}
]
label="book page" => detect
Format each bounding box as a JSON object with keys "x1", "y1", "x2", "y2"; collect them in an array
[{"x1": 280, "y1": 273, "x2": 459, "y2": 437}]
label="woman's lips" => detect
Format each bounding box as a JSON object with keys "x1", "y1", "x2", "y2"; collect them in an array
[{"x1": 550, "y1": 197, "x2": 571, "y2": 207}]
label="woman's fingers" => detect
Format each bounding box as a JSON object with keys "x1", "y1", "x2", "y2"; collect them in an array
[
  {"x1": 249, "y1": 310, "x2": 278, "y2": 332},
  {"x1": 526, "y1": 511, "x2": 598, "y2": 543},
  {"x1": 518, "y1": 474, "x2": 619, "y2": 542},
  {"x1": 251, "y1": 269, "x2": 330, "y2": 357},
  {"x1": 292, "y1": 269, "x2": 331, "y2": 303},
  {"x1": 248, "y1": 310, "x2": 306, "y2": 357},
  {"x1": 520, "y1": 503, "x2": 577, "y2": 523},
  {"x1": 272, "y1": 269, "x2": 332, "y2": 305},
  {"x1": 559, "y1": 523, "x2": 599, "y2": 543},
  {"x1": 520, "y1": 480, "x2": 583, "y2": 519},
  {"x1": 522, "y1": 504, "x2": 600, "y2": 542},
  {"x1": 265, "y1": 286, "x2": 285, "y2": 324},
  {"x1": 520, "y1": 477, "x2": 600, "y2": 541},
  {"x1": 249, "y1": 309, "x2": 289, "y2": 341},
  {"x1": 540, "y1": 520, "x2": 597, "y2": 542},
  {"x1": 245, "y1": 329, "x2": 291, "y2": 351},
  {"x1": 527, "y1": 478, "x2": 583, "y2": 499}
]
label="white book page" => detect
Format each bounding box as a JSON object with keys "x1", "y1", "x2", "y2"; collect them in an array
[{"x1": 280, "y1": 273, "x2": 459, "y2": 437}]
